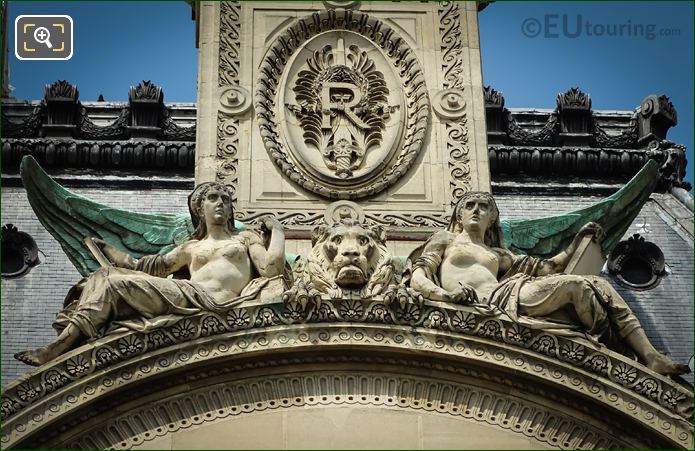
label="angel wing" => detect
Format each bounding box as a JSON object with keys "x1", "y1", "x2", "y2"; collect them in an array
[
  {"x1": 20, "y1": 156, "x2": 245, "y2": 276},
  {"x1": 406, "y1": 159, "x2": 659, "y2": 265},
  {"x1": 501, "y1": 159, "x2": 659, "y2": 257}
]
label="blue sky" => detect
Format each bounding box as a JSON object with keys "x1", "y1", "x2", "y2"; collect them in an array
[
  {"x1": 6, "y1": 1, "x2": 694, "y2": 187},
  {"x1": 480, "y1": 1, "x2": 693, "y2": 187},
  {"x1": 7, "y1": 1, "x2": 198, "y2": 102}
]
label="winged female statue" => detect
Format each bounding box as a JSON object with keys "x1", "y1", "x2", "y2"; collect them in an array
[
  {"x1": 409, "y1": 160, "x2": 689, "y2": 376},
  {"x1": 12, "y1": 156, "x2": 688, "y2": 376},
  {"x1": 15, "y1": 157, "x2": 287, "y2": 366}
]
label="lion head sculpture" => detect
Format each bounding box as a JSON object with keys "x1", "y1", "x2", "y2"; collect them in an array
[{"x1": 287, "y1": 218, "x2": 397, "y2": 305}]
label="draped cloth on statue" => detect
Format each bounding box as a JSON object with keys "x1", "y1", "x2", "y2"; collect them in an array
[
  {"x1": 53, "y1": 266, "x2": 276, "y2": 338},
  {"x1": 414, "y1": 253, "x2": 641, "y2": 350}
]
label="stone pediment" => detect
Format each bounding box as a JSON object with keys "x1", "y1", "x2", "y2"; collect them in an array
[{"x1": 2, "y1": 295, "x2": 692, "y2": 449}]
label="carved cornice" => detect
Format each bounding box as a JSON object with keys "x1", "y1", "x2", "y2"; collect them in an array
[
  {"x1": 1, "y1": 138, "x2": 195, "y2": 170},
  {"x1": 488, "y1": 142, "x2": 689, "y2": 188},
  {"x1": 254, "y1": 9, "x2": 430, "y2": 200},
  {"x1": 487, "y1": 88, "x2": 680, "y2": 151},
  {"x1": 1, "y1": 82, "x2": 195, "y2": 142},
  {"x1": 488, "y1": 145, "x2": 649, "y2": 178},
  {"x1": 2, "y1": 297, "x2": 692, "y2": 449}
]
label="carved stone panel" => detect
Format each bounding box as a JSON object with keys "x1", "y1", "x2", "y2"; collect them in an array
[
  {"x1": 196, "y1": 1, "x2": 490, "y2": 231},
  {"x1": 260, "y1": 13, "x2": 429, "y2": 199}
]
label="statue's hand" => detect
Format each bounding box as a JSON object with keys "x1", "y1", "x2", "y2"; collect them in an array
[
  {"x1": 92, "y1": 238, "x2": 135, "y2": 268},
  {"x1": 260, "y1": 217, "x2": 283, "y2": 233},
  {"x1": 91, "y1": 237, "x2": 107, "y2": 248},
  {"x1": 578, "y1": 222, "x2": 604, "y2": 242},
  {"x1": 445, "y1": 283, "x2": 478, "y2": 304}
]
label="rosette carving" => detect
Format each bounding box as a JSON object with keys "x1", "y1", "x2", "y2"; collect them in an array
[
  {"x1": 433, "y1": 88, "x2": 466, "y2": 120},
  {"x1": 219, "y1": 85, "x2": 251, "y2": 116}
]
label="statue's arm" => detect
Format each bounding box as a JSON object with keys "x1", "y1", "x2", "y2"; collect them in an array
[
  {"x1": 247, "y1": 218, "x2": 286, "y2": 278},
  {"x1": 93, "y1": 238, "x2": 190, "y2": 276},
  {"x1": 410, "y1": 232, "x2": 454, "y2": 302},
  {"x1": 535, "y1": 222, "x2": 604, "y2": 276}
]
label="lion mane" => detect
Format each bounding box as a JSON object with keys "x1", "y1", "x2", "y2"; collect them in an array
[{"x1": 298, "y1": 219, "x2": 396, "y2": 298}]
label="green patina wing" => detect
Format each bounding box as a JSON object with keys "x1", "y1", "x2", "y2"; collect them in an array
[
  {"x1": 20, "y1": 156, "x2": 248, "y2": 276},
  {"x1": 500, "y1": 159, "x2": 659, "y2": 258}
]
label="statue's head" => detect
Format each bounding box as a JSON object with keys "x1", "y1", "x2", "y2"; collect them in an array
[
  {"x1": 448, "y1": 192, "x2": 504, "y2": 248},
  {"x1": 188, "y1": 182, "x2": 236, "y2": 239}
]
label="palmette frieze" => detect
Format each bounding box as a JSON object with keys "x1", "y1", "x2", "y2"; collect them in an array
[{"x1": 2, "y1": 295, "x2": 692, "y2": 448}]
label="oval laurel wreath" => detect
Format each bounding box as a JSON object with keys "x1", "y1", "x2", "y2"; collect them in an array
[{"x1": 255, "y1": 9, "x2": 430, "y2": 199}]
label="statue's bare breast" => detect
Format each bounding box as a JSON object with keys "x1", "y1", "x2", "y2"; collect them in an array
[
  {"x1": 188, "y1": 238, "x2": 253, "y2": 301},
  {"x1": 440, "y1": 239, "x2": 500, "y2": 299}
]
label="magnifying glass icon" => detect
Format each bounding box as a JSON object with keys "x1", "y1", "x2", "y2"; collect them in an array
[{"x1": 33, "y1": 27, "x2": 53, "y2": 49}]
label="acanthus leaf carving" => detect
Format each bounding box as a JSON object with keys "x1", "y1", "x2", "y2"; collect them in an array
[
  {"x1": 439, "y1": 2, "x2": 471, "y2": 205},
  {"x1": 216, "y1": 1, "x2": 242, "y2": 189}
]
